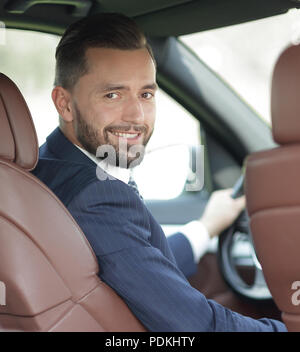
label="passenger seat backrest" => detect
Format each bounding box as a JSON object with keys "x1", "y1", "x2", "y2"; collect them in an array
[
  {"x1": 245, "y1": 45, "x2": 300, "y2": 332},
  {"x1": 0, "y1": 73, "x2": 145, "y2": 332}
]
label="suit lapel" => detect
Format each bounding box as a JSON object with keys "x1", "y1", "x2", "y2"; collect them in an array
[{"x1": 46, "y1": 127, "x2": 96, "y2": 169}]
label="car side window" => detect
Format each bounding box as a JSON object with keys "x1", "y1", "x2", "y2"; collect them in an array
[{"x1": 1, "y1": 29, "x2": 59, "y2": 145}]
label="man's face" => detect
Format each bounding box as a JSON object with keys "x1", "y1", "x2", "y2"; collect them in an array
[{"x1": 69, "y1": 47, "x2": 157, "y2": 168}]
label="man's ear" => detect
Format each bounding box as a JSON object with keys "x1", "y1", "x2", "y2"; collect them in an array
[{"x1": 52, "y1": 86, "x2": 73, "y2": 122}]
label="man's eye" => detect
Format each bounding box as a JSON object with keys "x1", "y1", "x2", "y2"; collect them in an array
[
  {"x1": 105, "y1": 92, "x2": 118, "y2": 99},
  {"x1": 142, "y1": 92, "x2": 154, "y2": 99}
]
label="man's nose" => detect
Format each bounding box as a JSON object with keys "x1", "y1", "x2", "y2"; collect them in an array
[{"x1": 122, "y1": 97, "x2": 144, "y2": 124}]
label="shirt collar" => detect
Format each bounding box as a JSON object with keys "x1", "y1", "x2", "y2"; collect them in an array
[{"x1": 74, "y1": 144, "x2": 131, "y2": 184}]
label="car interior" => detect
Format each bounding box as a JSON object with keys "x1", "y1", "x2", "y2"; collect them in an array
[
  {"x1": 0, "y1": 0, "x2": 300, "y2": 332},
  {"x1": 245, "y1": 44, "x2": 300, "y2": 332},
  {"x1": 0, "y1": 72, "x2": 145, "y2": 332}
]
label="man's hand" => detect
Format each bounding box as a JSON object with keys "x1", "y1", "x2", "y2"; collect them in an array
[{"x1": 200, "y1": 189, "x2": 246, "y2": 238}]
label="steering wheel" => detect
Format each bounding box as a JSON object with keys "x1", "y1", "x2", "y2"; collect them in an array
[{"x1": 217, "y1": 175, "x2": 272, "y2": 301}]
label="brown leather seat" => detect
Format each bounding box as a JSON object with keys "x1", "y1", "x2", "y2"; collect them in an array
[
  {"x1": 245, "y1": 44, "x2": 300, "y2": 332},
  {"x1": 0, "y1": 73, "x2": 145, "y2": 332}
]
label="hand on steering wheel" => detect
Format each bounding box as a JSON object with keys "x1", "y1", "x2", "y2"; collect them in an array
[{"x1": 217, "y1": 174, "x2": 272, "y2": 301}]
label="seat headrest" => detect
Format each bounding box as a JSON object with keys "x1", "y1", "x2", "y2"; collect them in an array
[
  {"x1": 0, "y1": 73, "x2": 38, "y2": 171},
  {"x1": 271, "y1": 44, "x2": 300, "y2": 145}
]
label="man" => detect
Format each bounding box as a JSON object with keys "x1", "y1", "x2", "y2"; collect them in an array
[{"x1": 33, "y1": 13, "x2": 286, "y2": 331}]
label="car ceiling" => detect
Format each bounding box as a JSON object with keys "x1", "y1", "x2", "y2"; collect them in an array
[{"x1": 0, "y1": 0, "x2": 299, "y2": 36}]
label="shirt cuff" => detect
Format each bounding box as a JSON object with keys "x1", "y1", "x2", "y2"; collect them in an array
[{"x1": 179, "y1": 220, "x2": 210, "y2": 263}]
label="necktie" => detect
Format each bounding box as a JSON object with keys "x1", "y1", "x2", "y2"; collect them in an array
[{"x1": 128, "y1": 176, "x2": 143, "y2": 200}]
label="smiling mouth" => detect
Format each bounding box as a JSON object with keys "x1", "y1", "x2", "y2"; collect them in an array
[{"x1": 108, "y1": 130, "x2": 142, "y2": 140}]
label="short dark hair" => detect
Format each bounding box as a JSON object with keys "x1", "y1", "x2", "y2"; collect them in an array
[{"x1": 54, "y1": 13, "x2": 155, "y2": 90}]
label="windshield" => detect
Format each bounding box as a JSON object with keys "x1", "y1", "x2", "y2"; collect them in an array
[{"x1": 180, "y1": 8, "x2": 300, "y2": 123}]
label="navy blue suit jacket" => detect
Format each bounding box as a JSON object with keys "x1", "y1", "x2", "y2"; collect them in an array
[{"x1": 32, "y1": 128, "x2": 286, "y2": 332}]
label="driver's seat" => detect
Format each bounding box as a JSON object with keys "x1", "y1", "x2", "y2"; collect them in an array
[
  {"x1": 0, "y1": 73, "x2": 145, "y2": 332},
  {"x1": 245, "y1": 44, "x2": 300, "y2": 332}
]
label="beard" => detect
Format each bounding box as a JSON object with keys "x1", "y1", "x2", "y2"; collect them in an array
[{"x1": 73, "y1": 103, "x2": 153, "y2": 169}]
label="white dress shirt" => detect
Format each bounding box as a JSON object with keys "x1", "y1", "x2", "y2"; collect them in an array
[{"x1": 75, "y1": 145, "x2": 210, "y2": 263}]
